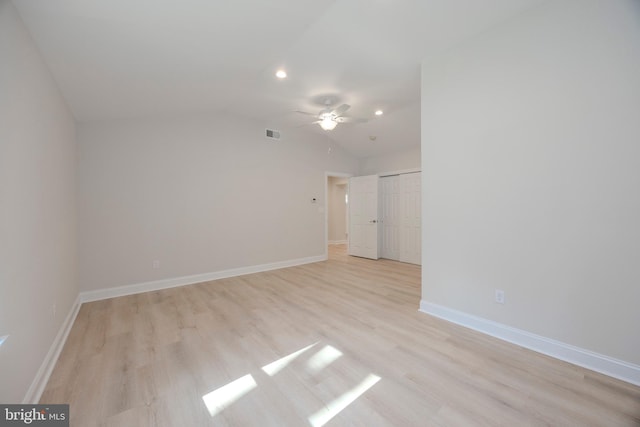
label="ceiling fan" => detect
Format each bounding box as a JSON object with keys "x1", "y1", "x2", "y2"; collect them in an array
[{"x1": 295, "y1": 102, "x2": 367, "y2": 131}]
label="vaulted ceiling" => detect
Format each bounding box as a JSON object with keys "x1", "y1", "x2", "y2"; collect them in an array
[{"x1": 12, "y1": 0, "x2": 544, "y2": 158}]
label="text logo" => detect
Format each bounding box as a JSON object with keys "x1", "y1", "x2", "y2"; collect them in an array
[{"x1": 0, "y1": 405, "x2": 68, "y2": 426}]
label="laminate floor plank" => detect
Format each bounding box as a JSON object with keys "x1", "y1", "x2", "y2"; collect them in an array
[{"x1": 41, "y1": 245, "x2": 640, "y2": 426}]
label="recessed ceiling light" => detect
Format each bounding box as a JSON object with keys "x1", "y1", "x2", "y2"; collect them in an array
[
  {"x1": 375, "y1": 110, "x2": 383, "y2": 116},
  {"x1": 275, "y1": 70, "x2": 287, "y2": 79}
]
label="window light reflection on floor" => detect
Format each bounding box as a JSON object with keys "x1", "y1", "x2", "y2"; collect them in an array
[
  {"x1": 202, "y1": 343, "x2": 379, "y2": 424},
  {"x1": 202, "y1": 374, "x2": 257, "y2": 417},
  {"x1": 308, "y1": 374, "x2": 381, "y2": 427},
  {"x1": 306, "y1": 345, "x2": 343, "y2": 374},
  {"x1": 262, "y1": 342, "x2": 317, "y2": 376}
]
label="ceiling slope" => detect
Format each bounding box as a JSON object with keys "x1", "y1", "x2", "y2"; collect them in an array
[{"x1": 12, "y1": 0, "x2": 545, "y2": 157}]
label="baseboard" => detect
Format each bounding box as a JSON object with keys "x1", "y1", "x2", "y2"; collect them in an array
[
  {"x1": 23, "y1": 295, "x2": 82, "y2": 404},
  {"x1": 419, "y1": 300, "x2": 640, "y2": 387},
  {"x1": 23, "y1": 255, "x2": 326, "y2": 402},
  {"x1": 80, "y1": 255, "x2": 327, "y2": 303},
  {"x1": 328, "y1": 240, "x2": 347, "y2": 245}
]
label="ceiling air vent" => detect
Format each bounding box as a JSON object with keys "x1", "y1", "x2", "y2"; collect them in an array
[{"x1": 265, "y1": 129, "x2": 281, "y2": 140}]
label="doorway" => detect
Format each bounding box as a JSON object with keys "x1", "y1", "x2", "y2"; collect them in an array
[
  {"x1": 346, "y1": 172, "x2": 422, "y2": 265},
  {"x1": 325, "y1": 172, "x2": 351, "y2": 256}
]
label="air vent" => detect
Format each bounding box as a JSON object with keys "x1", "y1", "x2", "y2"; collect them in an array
[{"x1": 265, "y1": 129, "x2": 281, "y2": 140}]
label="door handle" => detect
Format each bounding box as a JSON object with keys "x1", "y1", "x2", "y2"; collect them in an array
[{"x1": 369, "y1": 220, "x2": 377, "y2": 223}]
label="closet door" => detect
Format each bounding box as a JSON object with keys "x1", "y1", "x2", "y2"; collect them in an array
[
  {"x1": 380, "y1": 176, "x2": 401, "y2": 261},
  {"x1": 399, "y1": 172, "x2": 421, "y2": 265}
]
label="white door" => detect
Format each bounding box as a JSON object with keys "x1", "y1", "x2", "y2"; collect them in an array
[
  {"x1": 380, "y1": 175, "x2": 400, "y2": 261},
  {"x1": 399, "y1": 172, "x2": 421, "y2": 265},
  {"x1": 348, "y1": 175, "x2": 379, "y2": 259}
]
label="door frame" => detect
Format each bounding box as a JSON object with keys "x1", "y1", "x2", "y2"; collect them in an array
[
  {"x1": 325, "y1": 171, "x2": 353, "y2": 260},
  {"x1": 378, "y1": 167, "x2": 421, "y2": 177}
]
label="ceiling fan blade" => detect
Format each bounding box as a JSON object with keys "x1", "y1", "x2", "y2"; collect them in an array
[
  {"x1": 336, "y1": 116, "x2": 367, "y2": 124},
  {"x1": 291, "y1": 120, "x2": 320, "y2": 128},
  {"x1": 294, "y1": 110, "x2": 318, "y2": 117},
  {"x1": 331, "y1": 104, "x2": 350, "y2": 116}
]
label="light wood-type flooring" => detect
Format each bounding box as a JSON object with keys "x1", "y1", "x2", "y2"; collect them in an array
[{"x1": 41, "y1": 245, "x2": 640, "y2": 426}]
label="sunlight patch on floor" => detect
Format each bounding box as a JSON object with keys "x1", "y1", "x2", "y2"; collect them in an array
[
  {"x1": 202, "y1": 374, "x2": 257, "y2": 417},
  {"x1": 262, "y1": 343, "x2": 317, "y2": 376},
  {"x1": 308, "y1": 373, "x2": 381, "y2": 427},
  {"x1": 306, "y1": 345, "x2": 343, "y2": 374},
  {"x1": 203, "y1": 343, "x2": 379, "y2": 423}
]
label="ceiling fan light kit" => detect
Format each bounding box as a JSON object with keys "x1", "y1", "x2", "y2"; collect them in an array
[
  {"x1": 296, "y1": 102, "x2": 367, "y2": 131},
  {"x1": 320, "y1": 115, "x2": 338, "y2": 131}
]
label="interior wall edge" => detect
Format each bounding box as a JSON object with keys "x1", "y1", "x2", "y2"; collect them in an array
[{"x1": 23, "y1": 295, "x2": 82, "y2": 404}]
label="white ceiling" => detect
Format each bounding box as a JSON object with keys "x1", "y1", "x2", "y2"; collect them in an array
[{"x1": 12, "y1": 0, "x2": 544, "y2": 158}]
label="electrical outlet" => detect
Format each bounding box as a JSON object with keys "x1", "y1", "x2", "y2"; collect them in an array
[
  {"x1": 153, "y1": 260, "x2": 160, "y2": 269},
  {"x1": 52, "y1": 303, "x2": 57, "y2": 317},
  {"x1": 495, "y1": 289, "x2": 505, "y2": 304}
]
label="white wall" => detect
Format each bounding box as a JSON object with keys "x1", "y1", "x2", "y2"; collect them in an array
[
  {"x1": 328, "y1": 177, "x2": 348, "y2": 243},
  {"x1": 78, "y1": 115, "x2": 358, "y2": 292},
  {"x1": 359, "y1": 146, "x2": 421, "y2": 175},
  {"x1": 0, "y1": 1, "x2": 78, "y2": 402},
  {"x1": 421, "y1": 0, "x2": 640, "y2": 365}
]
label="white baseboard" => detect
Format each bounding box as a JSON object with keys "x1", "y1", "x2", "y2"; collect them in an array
[
  {"x1": 23, "y1": 255, "x2": 327, "y2": 403},
  {"x1": 80, "y1": 255, "x2": 327, "y2": 303},
  {"x1": 419, "y1": 300, "x2": 640, "y2": 387},
  {"x1": 23, "y1": 295, "x2": 82, "y2": 404},
  {"x1": 328, "y1": 240, "x2": 348, "y2": 245}
]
